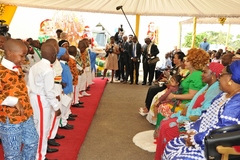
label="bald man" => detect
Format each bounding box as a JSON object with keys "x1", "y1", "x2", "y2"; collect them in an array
[
  {"x1": 0, "y1": 39, "x2": 39, "y2": 159},
  {"x1": 28, "y1": 43, "x2": 61, "y2": 160}
]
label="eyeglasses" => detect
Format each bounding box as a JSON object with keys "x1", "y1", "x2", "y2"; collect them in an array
[{"x1": 219, "y1": 72, "x2": 230, "y2": 78}]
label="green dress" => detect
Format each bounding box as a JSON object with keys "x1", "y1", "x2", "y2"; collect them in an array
[{"x1": 179, "y1": 70, "x2": 205, "y2": 104}]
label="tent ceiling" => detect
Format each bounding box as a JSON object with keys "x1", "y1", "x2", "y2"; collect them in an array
[{"x1": 2, "y1": 0, "x2": 240, "y2": 17}]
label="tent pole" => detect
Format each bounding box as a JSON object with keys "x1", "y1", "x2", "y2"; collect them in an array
[
  {"x1": 225, "y1": 24, "x2": 231, "y2": 48},
  {"x1": 191, "y1": 17, "x2": 197, "y2": 48},
  {"x1": 135, "y1": 14, "x2": 140, "y2": 38},
  {"x1": 178, "y1": 22, "x2": 182, "y2": 49}
]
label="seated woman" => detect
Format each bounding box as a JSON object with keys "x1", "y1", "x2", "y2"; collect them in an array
[
  {"x1": 147, "y1": 48, "x2": 210, "y2": 125},
  {"x1": 162, "y1": 60, "x2": 240, "y2": 160},
  {"x1": 154, "y1": 62, "x2": 224, "y2": 159},
  {"x1": 139, "y1": 51, "x2": 186, "y2": 115}
]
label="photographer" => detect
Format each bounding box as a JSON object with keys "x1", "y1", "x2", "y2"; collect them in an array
[
  {"x1": 119, "y1": 35, "x2": 130, "y2": 83},
  {"x1": 114, "y1": 24, "x2": 124, "y2": 44},
  {"x1": 102, "y1": 36, "x2": 120, "y2": 83},
  {"x1": 114, "y1": 25, "x2": 124, "y2": 81}
]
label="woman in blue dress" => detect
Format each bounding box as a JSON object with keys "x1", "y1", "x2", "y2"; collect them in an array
[{"x1": 163, "y1": 60, "x2": 240, "y2": 160}]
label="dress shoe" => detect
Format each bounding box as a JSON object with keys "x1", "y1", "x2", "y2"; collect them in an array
[
  {"x1": 55, "y1": 134, "x2": 65, "y2": 139},
  {"x1": 67, "y1": 123, "x2": 74, "y2": 128},
  {"x1": 135, "y1": 82, "x2": 139, "y2": 85},
  {"x1": 67, "y1": 116, "x2": 75, "y2": 121},
  {"x1": 78, "y1": 101, "x2": 84, "y2": 104},
  {"x1": 47, "y1": 146, "x2": 58, "y2": 153},
  {"x1": 148, "y1": 82, "x2": 152, "y2": 86},
  {"x1": 129, "y1": 82, "x2": 133, "y2": 85},
  {"x1": 48, "y1": 139, "x2": 60, "y2": 146},
  {"x1": 142, "y1": 82, "x2": 146, "y2": 85},
  {"x1": 60, "y1": 124, "x2": 74, "y2": 130},
  {"x1": 72, "y1": 103, "x2": 84, "y2": 108},
  {"x1": 69, "y1": 114, "x2": 77, "y2": 117}
]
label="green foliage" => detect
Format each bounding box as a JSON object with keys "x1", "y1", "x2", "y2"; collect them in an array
[{"x1": 182, "y1": 31, "x2": 239, "y2": 51}]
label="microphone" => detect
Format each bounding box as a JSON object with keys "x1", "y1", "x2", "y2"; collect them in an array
[
  {"x1": 116, "y1": 5, "x2": 137, "y2": 40},
  {"x1": 116, "y1": 6, "x2": 123, "y2": 10}
]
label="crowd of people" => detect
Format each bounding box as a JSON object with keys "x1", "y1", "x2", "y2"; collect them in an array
[
  {"x1": 103, "y1": 26, "x2": 160, "y2": 85},
  {"x1": 138, "y1": 40, "x2": 240, "y2": 159},
  {"x1": 0, "y1": 29, "x2": 96, "y2": 160},
  {"x1": 1, "y1": 25, "x2": 240, "y2": 160}
]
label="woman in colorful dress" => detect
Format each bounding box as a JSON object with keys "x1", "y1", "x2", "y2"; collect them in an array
[
  {"x1": 162, "y1": 60, "x2": 240, "y2": 160},
  {"x1": 154, "y1": 62, "x2": 224, "y2": 159}
]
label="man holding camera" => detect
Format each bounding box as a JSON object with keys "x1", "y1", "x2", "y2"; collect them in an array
[{"x1": 119, "y1": 35, "x2": 130, "y2": 83}]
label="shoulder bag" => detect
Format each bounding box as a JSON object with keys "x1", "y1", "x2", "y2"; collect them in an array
[{"x1": 204, "y1": 124, "x2": 240, "y2": 160}]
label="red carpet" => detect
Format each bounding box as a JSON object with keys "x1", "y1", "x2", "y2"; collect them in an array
[{"x1": 0, "y1": 78, "x2": 107, "y2": 160}]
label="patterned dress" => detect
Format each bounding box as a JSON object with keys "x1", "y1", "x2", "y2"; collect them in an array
[{"x1": 163, "y1": 92, "x2": 240, "y2": 160}]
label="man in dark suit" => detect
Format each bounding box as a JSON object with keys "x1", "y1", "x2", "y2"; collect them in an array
[
  {"x1": 142, "y1": 37, "x2": 159, "y2": 85},
  {"x1": 119, "y1": 35, "x2": 130, "y2": 83},
  {"x1": 128, "y1": 36, "x2": 141, "y2": 84}
]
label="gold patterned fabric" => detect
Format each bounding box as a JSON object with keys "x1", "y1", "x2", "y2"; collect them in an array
[{"x1": 0, "y1": 65, "x2": 33, "y2": 124}]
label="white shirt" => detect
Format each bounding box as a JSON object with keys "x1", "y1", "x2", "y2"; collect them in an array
[
  {"x1": 53, "y1": 59, "x2": 62, "y2": 77},
  {"x1": 28, "y1": 58, "x2": 59, "y2": 111},
  {"x1": 132, "y1": 43, "x2": 137, "y2": 57}
]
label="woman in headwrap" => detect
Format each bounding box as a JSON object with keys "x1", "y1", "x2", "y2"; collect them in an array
[
  {"x1": 154, "y1": 62, "x2": 224, "y2": 159},
  {"x1": 162, "y1": 60, "x2": 240, "y2": 160}
]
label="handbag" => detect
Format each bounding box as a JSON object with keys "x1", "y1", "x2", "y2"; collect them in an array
[
  {"x1": 147, "y1": 57, "x2": 159, "y2": 65},
  {"x1": 204, "y1": 124, "x2": 240, "y2": 160}
]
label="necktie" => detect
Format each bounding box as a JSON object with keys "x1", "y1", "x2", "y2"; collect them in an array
[
  {"x1": 132, "y1": 44, "x2": 135, "y2": 57},
  {"x1": 50, "y1": 64, "x2": 53, "y2": 68}
]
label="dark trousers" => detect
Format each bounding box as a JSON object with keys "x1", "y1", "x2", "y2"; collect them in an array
[
  {"x1": 115, "y1": 58, "x2": 121, "y2": 80},
  {"x1": 129, "y1": 61, "x2": 140, "y2": 84},
  {"x1": 145, "y1": 84, "x2": 167, "y2": 110},
  {"x1": 120, "y1": 57, "x2": 130, "y2": 81},
  {"x1": 143, "y1": 62, "x2": 156, "y2": 84}
]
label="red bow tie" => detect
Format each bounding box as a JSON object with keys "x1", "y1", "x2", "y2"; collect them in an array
[
  {"x1": 12, "y1": 66, "x2": 21, "y2": 69},
  {"x1": 50, "y1": 64, "x2": 53, "y2": 68}
]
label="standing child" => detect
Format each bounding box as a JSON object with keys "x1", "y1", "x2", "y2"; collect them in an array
[
  {"x1": 0, "y1": 39, "x2": 38, "y2": 159},
  {"x1": 28, "y1": 43, "x2": 61, "y2": 160},
  {"x1": 57, "y1": 47, "x2": 74, "y2": 130},
  {"x1": 45, "y1": 39, "x2": 65, "y2": 148},
  {"x1": 68, "y1": 45, "x2": 83, "y2": 108}
]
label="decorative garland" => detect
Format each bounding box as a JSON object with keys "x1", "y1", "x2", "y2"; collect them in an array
[{"x1": 218, "y1": 17, "x2": 226, "y2": 25}]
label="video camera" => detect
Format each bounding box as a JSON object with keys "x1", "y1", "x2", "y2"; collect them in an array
[
  {"x1": 119, "y1": 24, "x2": 123, "y2": 32},
  {"x1": 0, "y1": 20, "x2": 9, "y2": 36}
]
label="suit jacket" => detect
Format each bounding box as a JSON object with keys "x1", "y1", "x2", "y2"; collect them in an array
[
  {"x1": 129, "y1": 42, "x2": 142, "y2": 63},
  {"x1": 142, "y1": 43, "x2": 159, "y2": 63},
  {"x1": 120, "y1": 41, "x2": 130, "y2": 59}
]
